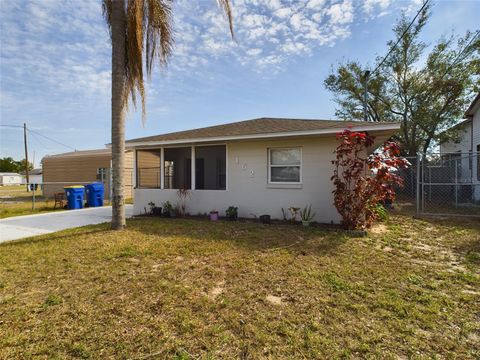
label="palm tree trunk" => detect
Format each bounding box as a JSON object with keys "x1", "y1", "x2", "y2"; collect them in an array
[{"x1": 111, "y1": 0, "x2": 126, "y2": 229}]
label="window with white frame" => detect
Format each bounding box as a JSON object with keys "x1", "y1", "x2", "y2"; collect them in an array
[{"x1": 268, "y1": 148, "x2": 301, "y2": 183}]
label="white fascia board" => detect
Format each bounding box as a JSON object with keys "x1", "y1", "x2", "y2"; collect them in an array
[{"x1": 125, "y1": 123, "x2": 400, "y2": 149}]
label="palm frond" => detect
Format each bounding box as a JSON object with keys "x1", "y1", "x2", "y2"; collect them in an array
[
  {"x1": 102, "y1": 0, "x2": 112, "y2": 35},
  {"x1": 104, "y1": 0, "x2": 233, "y2": 123},
  {"x1": 145, "y1": 0, "x2": 173, "y2": 75},
  {"x1": 217, "y1": 0, "x2": 234, "y2": 39},
  {"x1": 125, "y1": 0, "x2": 146, "y2": 116}
]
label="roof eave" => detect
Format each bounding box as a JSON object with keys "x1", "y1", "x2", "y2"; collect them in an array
[
  {"x1": 125, "y1": 123, "x2": 400, "y2": 148},
  {"x1": 465, "y1": 93, "x2": 480, "y2": 117}
]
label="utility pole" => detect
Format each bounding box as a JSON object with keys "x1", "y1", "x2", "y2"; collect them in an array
[
  {"x1": 363, "y1": 70, "x2": 371, "y2": 122},
  {"x1": 23, "y1": 123, "x2": 30, "y2": 190}
]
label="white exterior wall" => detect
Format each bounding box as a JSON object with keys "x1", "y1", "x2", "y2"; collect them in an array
[
  {"x1": 29, "y1": 174, "x2": 43, "y2": 184},
  {"x1": 440, "y1": 124, "x2": 473, "y2": 182},
  {"x1": 0, "y1": 175, "x2": 24, "y2": 185},
  {"x1": 440, "y1": 124, "x2": 472, "y2": 153},
  {"x1": 134, "y1": 136, "x2": 343, "y2": 223},
  {"x1": 472, "y1": 105, "x2": 480, "y2": 200},
  {"x1": 441, "y1": 102, "x2": 480, "y2": 201}
]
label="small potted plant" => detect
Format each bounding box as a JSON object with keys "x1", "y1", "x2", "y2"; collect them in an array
[
  {"x1": 225, "y1": 206, "x2": 238, "y2": 221},
  {"x1": 148, "y1": 202, "x2": 162, "y2": 216},
  {"x1": 162, "y1": 200, "x2": 173, "y2": 217},
  {"x1": 300, "y1": 205, "x2": 315, "y2": 227},
  {"x1": 209, "y1": 209, "x2": 219, "y2": 221}
]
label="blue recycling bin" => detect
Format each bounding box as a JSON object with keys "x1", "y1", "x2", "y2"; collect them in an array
[
  {"x1": 64, "y1": 186, "x2": 85, "y2": 210},
  {"x1": 85, "y1": 182, "x2": 104, "y2": 207}
]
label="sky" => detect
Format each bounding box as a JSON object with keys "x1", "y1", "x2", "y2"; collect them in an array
[{"x1": 0, "y1": 0, "x2": 478, "y2": 167}]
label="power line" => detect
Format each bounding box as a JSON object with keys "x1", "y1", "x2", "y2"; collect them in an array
[
  {"x1": 0, "y1": 124, "x2": 23, "y2": 129},
  {"x1": 28, "y1": 130, "x2": 51, "y2": 150},
  {"x1": 27, "y1": 128, "x2": 76, "y2": 151},
  {"x1": 1, "y1": 124, "x2": 76, "y2": 151},
  {"x1": 371, "y1": 0, "x2": 431, "y2": 77}
]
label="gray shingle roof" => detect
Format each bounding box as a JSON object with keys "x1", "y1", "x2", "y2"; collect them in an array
[{"x1": 126, "y1": 117, "x2": 394, "y2": 144}]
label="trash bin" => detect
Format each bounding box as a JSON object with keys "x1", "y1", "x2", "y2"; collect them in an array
[
  {"x1": 64, "y1": 186, "x2": 85, "y2": 210},
  {"x1": 85, "y1": 182, "x2": 104, "y2": 207}
]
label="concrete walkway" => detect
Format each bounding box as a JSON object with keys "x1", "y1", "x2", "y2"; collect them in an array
[{"x1": 0, "y1": 205, "x2": 133, "y2": 243}]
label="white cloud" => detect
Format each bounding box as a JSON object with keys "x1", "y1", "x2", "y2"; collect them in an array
[
  {"x1": 289, "y1": 13, "x2": 305, "y2": 31},
  {"x1": 165, "y1": 0, "x2": 400, "y2": 73},
  {"x1": 307, "y1": 0, "x2": 327, "y2": 9},
  {"x1": 243, "y1": 14, "x2": 268, "y2": 28},
  {"x1": 363, "y1": 0, "x2": 392, "y2": 18},
  {"x1": 246, "y1": 48, "x2": 263, "y2": 56},
  {"x1": 0, "y1": 0, "x2": 110, "y2": 99},
  {"x1": 274, "y1": 7, "x2": 292, "y2": 18},
  {"x1": 265, "y1": 0, "x2": 283, "y2": 11},
  {"x1": 0, "y1": 0, "x2": 404, "y2": 91},
  {"x1": 327, "y1": 0, "x2": 354, "y2": 25}
]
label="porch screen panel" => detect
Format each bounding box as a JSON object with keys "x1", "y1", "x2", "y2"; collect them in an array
[
  {"x1": 137, "y1": 149, "x2": 161, "y2": 188},
  {"x1": 164, "y1": 147, "x2": 191, "y2": 189},
  {"x1": 195, "y1": 145, "x2": 226, "y2": 190}
]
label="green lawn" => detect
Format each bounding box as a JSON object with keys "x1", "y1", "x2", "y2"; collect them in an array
[
  {"x1": 0, "y1": 214, "x2": 479, "y2": 359},
  {"x1": 0, "y1": 185, "x2": 61, "y2": 219}
]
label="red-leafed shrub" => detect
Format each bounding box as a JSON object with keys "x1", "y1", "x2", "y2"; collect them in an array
[{"x1": 331, "y1": 129, "x2": 408, "y2": 230}]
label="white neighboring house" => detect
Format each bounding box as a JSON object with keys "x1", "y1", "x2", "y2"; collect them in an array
[
  {"x1": 0, "y1": 172, "x2": 24, "y2": 186},
  {"x1": 127, "y1": 118, "x2": 400, "y2": 223},
  {"x1": 440, "y1": 93, "x2": 480, "y2": 201},
  {"x1": 26, "y1": 168, "x2": 43, "y2": 191},
  {"x1": 28, "y1": 168, "x2": 43, "y2": 185}
]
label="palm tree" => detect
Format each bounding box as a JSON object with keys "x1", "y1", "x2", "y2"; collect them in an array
[{"x1": 102, "y1": 0, "x2": 233, "y2": 229}]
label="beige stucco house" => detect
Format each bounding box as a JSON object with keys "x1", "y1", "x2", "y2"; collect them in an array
[
  {"x1": 42, "y1": 149, "x2": 134, "y2": 199},
  {"x1": 128, "y1": 118, "x2": 400, "y2": 223}
]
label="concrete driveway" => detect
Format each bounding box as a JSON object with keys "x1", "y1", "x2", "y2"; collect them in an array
[{"x1": 0, "y1": 205, "x2": 134, "y2": 243}]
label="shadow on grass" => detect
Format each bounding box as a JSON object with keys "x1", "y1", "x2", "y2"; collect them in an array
[
  {"x1": 126, "y1": 216, "x2": 348, "y2": 257},
  {"x1": 1, "y1": 216, "x2": 348, "y2": 258}
]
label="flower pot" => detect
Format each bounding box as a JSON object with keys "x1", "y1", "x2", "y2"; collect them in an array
[
  {"x1": 302, "y1": 220, "x2": 311, "y2": 227},
  {"x1": 259, "y1": 214, "x2": 270, "y2": 224},
  {"x1": 152, "y1": 207, "x2": 162, "y2": 216},
  {"x1": 209, "y1": 212, "x2": 219, "y2": 221}
]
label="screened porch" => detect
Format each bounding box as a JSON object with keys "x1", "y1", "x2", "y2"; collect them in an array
[{"x1": 135, "y1": 145, "x2": 226, "y2": 190}]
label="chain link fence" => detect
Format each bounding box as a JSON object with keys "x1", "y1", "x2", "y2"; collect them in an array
[
  {"x1": 395, "y1": 152, "x2": 480, "y2": 217},
  {"x1": 0, "y1": 168, "x2": 135, "y2": 211},
  {"x1": 418, "y1": 152, "x2": 480, "y2": 217}
]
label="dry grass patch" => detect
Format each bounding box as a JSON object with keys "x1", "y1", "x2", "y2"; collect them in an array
[
  {"x1": 0, "y1": 214, "x2": 479, "y2": 359},
  {"x1": 0, "y1": 185, "x2": 61, "y2": 219}
]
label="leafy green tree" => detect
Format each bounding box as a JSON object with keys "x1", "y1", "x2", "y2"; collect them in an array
[
  {"x1": 325, "y1": 4, "x2": 479, "y2": 156},
  {"x1": 0, "y1": 157, "x2": 33, "y2": 173}
]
